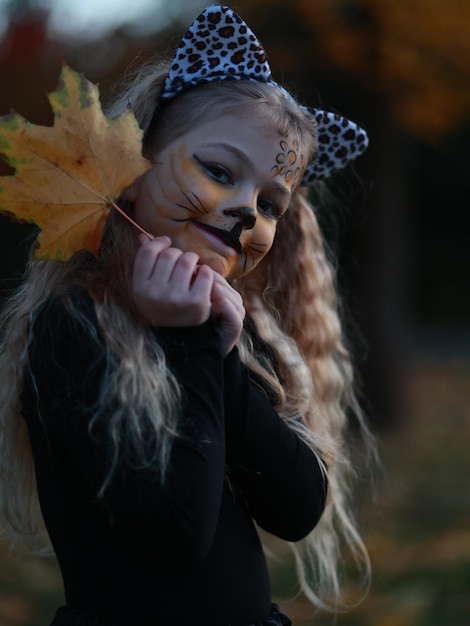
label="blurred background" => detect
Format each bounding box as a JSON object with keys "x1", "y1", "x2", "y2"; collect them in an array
[{"x1": 0, "y1": 0, "x2": 469, "y2": 624}]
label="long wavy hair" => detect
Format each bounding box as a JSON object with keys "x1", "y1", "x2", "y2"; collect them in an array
[{"x1": 0, "y1": 59, "x2": 374, "y2": 609}]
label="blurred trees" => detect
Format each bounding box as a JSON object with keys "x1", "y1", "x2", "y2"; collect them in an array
[
  {"x1": 235, "y1": 0, "x2": 470, "y2": 141},
  {"x1": 3, "y1": 0, "x2": 469, "y2": 137}
]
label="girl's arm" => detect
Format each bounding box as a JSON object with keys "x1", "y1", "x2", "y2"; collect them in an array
[{"x1": 223, "y1": 348, "x2": 328, "y2": 542}]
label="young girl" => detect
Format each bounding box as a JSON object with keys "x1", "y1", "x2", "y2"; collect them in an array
[{"x1": 0, "y1": 5, "x2": 372, "y2": 625}]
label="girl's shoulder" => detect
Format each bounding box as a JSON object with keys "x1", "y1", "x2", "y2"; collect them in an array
[
  {"x1": 29, "y1": 286, "x2": 104, "y2": 357},
  {"x1": 33, "y1": 285, "x2": 96, "y2": 327}
]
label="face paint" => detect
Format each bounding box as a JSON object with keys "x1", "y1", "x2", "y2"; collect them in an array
[
  {"x1": 131, "y1": 111, "x2": 305, "y2": 281},
  {"x1": 271, "y1": 139, "x2": 305, "y2": 187}
]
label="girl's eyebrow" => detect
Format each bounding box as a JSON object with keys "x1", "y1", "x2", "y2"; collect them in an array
[{"x1": 200, "y1": 142, "x2": 253, "y2": 169}]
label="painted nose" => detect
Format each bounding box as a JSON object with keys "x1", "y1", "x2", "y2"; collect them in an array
[{"x1": 224, "y1": 206, "x2": 257, "y2": 230}]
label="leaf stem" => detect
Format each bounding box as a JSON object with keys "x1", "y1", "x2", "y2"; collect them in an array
[{"x1": 110, "y1": 200, "x2": 153, "y2": 240}]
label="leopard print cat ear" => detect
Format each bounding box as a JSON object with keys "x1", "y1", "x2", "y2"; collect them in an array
[
  {"x1": 159, "y1": 4, "x2": 369, "y2": 183},
  {"x1": 301, "y1": 108, "x2": 369, "y2": 184},
  {"x1": 160, "y1": 4, "x2": 274, "y2": 100}
]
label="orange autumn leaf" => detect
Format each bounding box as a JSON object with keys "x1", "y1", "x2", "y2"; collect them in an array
[{"x1": 0, "y1": 64, "x2": 152, "y2": 261}]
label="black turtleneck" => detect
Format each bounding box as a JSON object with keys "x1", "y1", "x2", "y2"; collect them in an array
[{"x1": 21, "y1": 289, "x2": 327, "y2": 626}]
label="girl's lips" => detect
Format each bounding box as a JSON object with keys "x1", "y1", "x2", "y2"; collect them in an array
[{"x1": 193, "y1": 221, "x2": 242, "y2": 253}]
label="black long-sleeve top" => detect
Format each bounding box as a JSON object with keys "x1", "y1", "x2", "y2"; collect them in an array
[{"x1": 21, "y1": 290, "x2": 327, "y2": 626}]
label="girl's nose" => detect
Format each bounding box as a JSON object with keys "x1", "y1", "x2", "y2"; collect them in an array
[{"x1": 223, "y1": 205, "x2": 257, "y2": 230}]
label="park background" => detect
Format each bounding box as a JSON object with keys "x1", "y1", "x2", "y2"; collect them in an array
[{"x1": 0, "y1": 0, "x2": 469, "y2": 624}]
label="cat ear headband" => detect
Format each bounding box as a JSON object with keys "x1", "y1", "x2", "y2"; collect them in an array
[{"x1": 158, "y1": 4, "x2": 369, "y2": 185}]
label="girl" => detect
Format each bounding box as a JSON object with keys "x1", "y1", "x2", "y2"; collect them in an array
[{"x1": 0, "y1": 5, "x2": 372, "y2": 625}]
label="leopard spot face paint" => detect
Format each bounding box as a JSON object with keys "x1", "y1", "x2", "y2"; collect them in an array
[{"x1": 271, "y1": 139, "x2": 305, "y2": 189}]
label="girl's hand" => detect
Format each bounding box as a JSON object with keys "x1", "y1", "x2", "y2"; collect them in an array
[
  {"x1": 132, "y1": 235, "x2": 214, "y2": 327},
  {"x1": 210, "y1": 273, "x2": 246, "y2": 356}
]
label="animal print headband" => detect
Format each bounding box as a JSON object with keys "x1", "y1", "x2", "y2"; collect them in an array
[{"x1": 159, "y1": 4, "x2": 369, "y2": 185}]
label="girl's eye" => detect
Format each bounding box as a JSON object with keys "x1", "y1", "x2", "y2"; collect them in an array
[
  {"x1": 195, "y1": 156, "x2": 232, "y2": 184},
  {"x1": 258, "y1": 197, "x2": 282, "y2": 219}
]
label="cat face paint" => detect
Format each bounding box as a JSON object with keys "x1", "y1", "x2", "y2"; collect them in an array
[{"x1": 130, "y1": 111, "x2": 305, "y2": 281}]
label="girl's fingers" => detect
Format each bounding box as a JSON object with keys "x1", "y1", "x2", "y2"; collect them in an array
[
  {"x1": 132, "y1": 241, "x2": 243, "y2": 331},
  {"x1": 133, "y1": 236, "x2": 171, "y2": 283},
  {"x1": 168, "y1": 252, "x2": 200, "y2": 289},
  {"x1": 132, "y1": 243, "x2": 216, "y2": 327},
  {"x1": 211, "y1": 276, "x2": 244, "y2": 315},
  {"x1": 190, "y1": 264, "x2": 215, "y2": 300},
  {"x1": 151, "y1": 247, "x2": 185, "y2": 283},
  {"x1": 210, "y1": 277, "x2": 246, "y2": 324},
  {"x1": 209, "y1": 283, "x2": 245, "y2": 355}
]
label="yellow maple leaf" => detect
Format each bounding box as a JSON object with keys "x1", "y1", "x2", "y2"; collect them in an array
[{"x1": 0, "y1": 64, "x2": 152, "y2": 261}]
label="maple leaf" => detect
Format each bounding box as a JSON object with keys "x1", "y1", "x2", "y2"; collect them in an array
[{"x1": 0, "y1": 64, "x2": 152, "y2": 261}]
